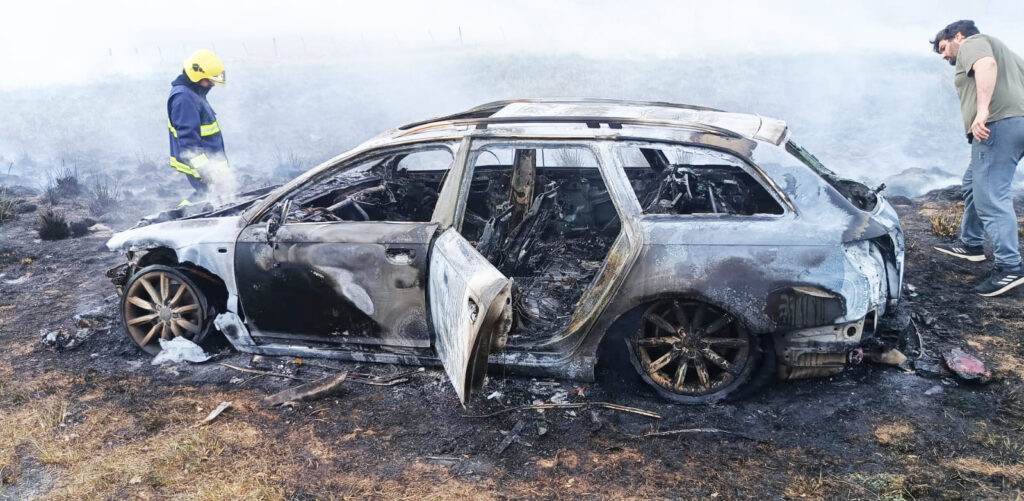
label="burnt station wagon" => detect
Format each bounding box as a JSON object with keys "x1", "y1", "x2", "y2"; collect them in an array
[{"x1": 107, "y1": 98, "x2": 905, "y2": 404}]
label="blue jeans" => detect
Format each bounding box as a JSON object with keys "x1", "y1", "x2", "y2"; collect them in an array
[{"x1": 960, "y1": 116, "x2": 1024, "y2": 268}]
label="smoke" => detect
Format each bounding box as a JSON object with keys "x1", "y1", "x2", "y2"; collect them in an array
[
  {"x1": 3, "y1": 1, "x2": 1024, "y2": 197},
  {"x1": 198, "y1": 158, "x2": 239, "y2": 206}
]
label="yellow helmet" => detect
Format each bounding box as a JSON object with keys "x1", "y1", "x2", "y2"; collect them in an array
[{"x1": 183, "y1": 49, "x2": 226, "y2": 85}]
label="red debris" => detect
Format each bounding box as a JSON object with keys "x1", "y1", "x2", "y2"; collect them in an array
[{"x1": 944, "y1": 348, "x2": 992, "y2": 384}]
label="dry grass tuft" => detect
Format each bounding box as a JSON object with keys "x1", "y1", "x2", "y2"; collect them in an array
[
  {"x1": 874, "y1": 421, "x2": 915, "y2": 448},
  {"x1": 929, "y1": 202, "x2": 964, "y2": 238},
  {"x1": 848, "y1": 472, "x2": 911, "y2": 500},
  {"x1": 947, "y1": 457, "x2": 1024, "y2": 484},
  {"x1": 783, "y1": 472, "x2": 827, "y2": 500}
]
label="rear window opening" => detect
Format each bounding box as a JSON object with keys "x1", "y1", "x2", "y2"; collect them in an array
[{"x1": 619, "y1": 145, "x2": 785, "y2": 216}]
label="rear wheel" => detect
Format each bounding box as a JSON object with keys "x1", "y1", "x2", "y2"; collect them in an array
[
  {"x1": 121, "y1": 265, "x2": 210, "y2": 355},
  {"x1": 627, "y1": 299, "x2": 764, "y2": 403}
]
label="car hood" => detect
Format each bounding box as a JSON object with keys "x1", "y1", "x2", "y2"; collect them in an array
[{"x1": 106, "y1": 216, "x2": 243, "y2": 252}]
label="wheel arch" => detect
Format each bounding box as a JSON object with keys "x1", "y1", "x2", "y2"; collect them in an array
[
  {"x1": 130, "y1": 247, "x2": 229, "y2": 313},
  {"x1": 591, "y1": 290, "x2": 767, "y2": 363}
]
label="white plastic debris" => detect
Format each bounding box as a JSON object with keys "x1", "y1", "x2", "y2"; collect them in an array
[
  {"x1": 549, "y1": 390, "x2": 570, "y2": 405},
  {"x1": 151, "y1": 337, "x2": 210, "y2": 365}
]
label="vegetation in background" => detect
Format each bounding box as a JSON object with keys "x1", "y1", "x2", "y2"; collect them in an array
[
  {"x1": 88, "y1": 175, "x2": 121, "y2": 217},
  {"x1": 38, "y1": 208, "x2": 70, "y2": 240},
  {"x1": 0, "y1": 163, "x2": 17, "y2": 224}
]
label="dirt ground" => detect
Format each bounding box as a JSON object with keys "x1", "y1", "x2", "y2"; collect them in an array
[{"x1": 1, "y1": 176, "x2": 1023, "y2": 500}]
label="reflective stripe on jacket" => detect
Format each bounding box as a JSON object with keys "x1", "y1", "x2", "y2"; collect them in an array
[{"x1": 167, "y1": 72, "x2": 227, "y2": 178}]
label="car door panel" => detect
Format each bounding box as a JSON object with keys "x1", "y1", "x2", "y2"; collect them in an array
[
  {"x1": 235, "y1": 222, "x2": 436, "y2": 348},
  {"x1": 429, "y1": 227, "x2": 513, "y2": 405}
]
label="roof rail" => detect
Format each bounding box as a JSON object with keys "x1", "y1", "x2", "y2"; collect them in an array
[
  {"x1": 397, "y1": 115, "x2": 743, "y2": 139},
  {"x1": 466, "y1": 97, "x2": 724, "y2": 113}
]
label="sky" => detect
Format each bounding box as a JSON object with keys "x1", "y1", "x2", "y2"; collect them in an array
[{"x1": 4, "y1": 0, "x2": 1024, "y2": 90}]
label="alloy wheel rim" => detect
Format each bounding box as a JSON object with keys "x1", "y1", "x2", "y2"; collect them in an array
[
  {"x1": 124, "y1": 270, "x2": 203, "y2": 349},
  {"x1": 634, "y1": 299, "x2": 751, "y2": 396}
]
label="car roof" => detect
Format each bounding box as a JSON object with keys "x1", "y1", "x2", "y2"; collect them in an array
[{"x1": 379, "y1": 98, "x2": 790, "y2": 146}]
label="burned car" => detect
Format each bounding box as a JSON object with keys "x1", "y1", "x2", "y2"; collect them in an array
[{"x1": 106, "y1": 98, "x2": 904, "y2": 404}]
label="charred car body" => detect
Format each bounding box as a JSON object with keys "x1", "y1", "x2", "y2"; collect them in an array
[{"x1": 106, "y1": 98, "x2": 904, "y2": 404}]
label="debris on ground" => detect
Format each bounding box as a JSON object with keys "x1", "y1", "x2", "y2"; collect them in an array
[
  {"x1": 639, "y1": 427, "x2": 762, "y2": 442},
  {"x1": 40, "y1": 327, "x2": 94, "y2": 351},
  {"x1": 260, "y1": 372, "x2": 349, "y2": 408},
  {"x1": 468, "y1": 401, "x2": 661, "y2": 419},
  {"x1": 866, "y1": 348, "x2": 908, "y2": 367},
  {"x1": 196, "y1": 401, "x2": 233, "y2": 427},
  {"x1": 944, "y1": 348, "x2": 993, "y2": 384},
  {"x1": 910, "y1": 357, "x2": 951, "y2": 379},
  {"x1": 549, "y1": 390, "x2": 570, "y2": 404},
  {"x1": 219, "y1": 362, "x2": 305, "y2": 381},
  {"x1": 495, "y1": 419, "x2": 527, "y2": 454},
  {"x1": 151, "y1": 337, "x2": 211, "y2": 365},
  {"x1": 924, "y1": 385, "x2": 943, "y2": 396}
]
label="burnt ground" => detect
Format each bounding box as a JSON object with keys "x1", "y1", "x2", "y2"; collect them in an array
[{"x1": 1, "y1": 182, "x2": 1023, "y2": 500}]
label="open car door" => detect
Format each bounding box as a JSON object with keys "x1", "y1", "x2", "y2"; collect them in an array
[{"x1": 429, "y1": 228, "x2": 513, "y2": 405}]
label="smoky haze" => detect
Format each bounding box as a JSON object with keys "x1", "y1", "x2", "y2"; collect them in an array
[{"x1": 3, "y1": 1, "x2": 1024, "y2": 197}]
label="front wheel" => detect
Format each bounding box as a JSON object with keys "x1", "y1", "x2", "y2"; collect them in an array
[
  {"x1": 120, "y1": 265, "x2": 211, "y2": 355},
  {"x1": 627, "y1": 299, "x2": 765, "y2": 404}
]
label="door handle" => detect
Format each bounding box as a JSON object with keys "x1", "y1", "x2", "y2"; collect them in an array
[{"x1": 385, "y1": 248, "x2": 416, "y2": 265}]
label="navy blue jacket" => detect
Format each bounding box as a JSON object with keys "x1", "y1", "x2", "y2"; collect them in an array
[{"x1": 167, "y1": 72, "x2": 227, "y2": 178}]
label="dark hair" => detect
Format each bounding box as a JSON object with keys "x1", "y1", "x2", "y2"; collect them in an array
[{"x1": 930, "y1": 20, "x2": 980, "y2": 53}]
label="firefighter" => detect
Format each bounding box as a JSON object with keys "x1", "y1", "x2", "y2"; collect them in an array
[{"x1": 167, "y1": 49, "x2": 229, "y2": 205}]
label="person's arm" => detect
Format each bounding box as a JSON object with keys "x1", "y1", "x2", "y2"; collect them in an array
[
  {"x1": 971, "y1": 56, "x2": 998, "y2": 141},
  {"x1": 169, "y1": 94, "x2": 209, "y2": 174}
]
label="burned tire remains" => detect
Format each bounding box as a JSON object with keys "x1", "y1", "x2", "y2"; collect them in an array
[
  {"x1": 120, "y1": 265, "x2": 209, "y2": 355},
  {"x1": 629, "y1": 299, "x2": 763, "y2": 403}
]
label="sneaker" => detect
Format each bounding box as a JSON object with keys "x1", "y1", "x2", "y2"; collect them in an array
[
  {"x1": 934, "y1": 242, "x2": 986, "y2": 262},
  {"x1": 974, "y1": 265, "x2": 1024, "y2": 297}
]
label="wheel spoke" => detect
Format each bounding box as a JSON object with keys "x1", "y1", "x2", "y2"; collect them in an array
[
  {"x1": 702, "y1": 347, "x2": 738, "y2": 374},
  {"x1": 167, "y1": 285, "x2": 186, "y2": 307},
  {"x1": 127, "y1": 313, "x2": 159, "y2": 326},
  {"x1": 159, "y1": 273, "x2": 169, "y2": 303},
  {"x1": 636, "y1": 336, "x2": 677, "y2": 347},
  {"x1": 139, "y1": 278, "x2": 161, "y2": 305},
  {"x1": 694, "y1": 357, "x2": 711, "y2": 389},
  {"x1": 644, "y1": 312, "x2": 678, "y2": 335},
  {"x1": 648, "y1": 350, "x2": 678, "y2": 373},
  {"x1": 673, "y1": 359, "x2": 689, "y2": 390},
  {"x1": 671, "y1": 300, "x2": 689, "y2": 329},
  {"x1": 168, "y1": 320, "x2": 183, "y2": 338},
  {"x1": 704, "y1": 315, "x2": 733, "y2": 335},
  {"x1": 160, "y1": 323, "x2": 170, "y2": 339},
  {"x1": 174, "y1": 318, "x2": 200, "y2": 334},
  {"x1": 141, "y1": 323, "x2": 161, "y2": 345},
  {"x1": 691, "y1": 303, "x2": 707, "y2": 333},
  {"x1": 706, "y1": 337, "x2": 748, "y2": 348},
  {"x1": 127, "y1": 296, "x2": 156, "y2": 311},
  {"x1": 173, "y1": 303, "x2": 199, "y2": 314}
]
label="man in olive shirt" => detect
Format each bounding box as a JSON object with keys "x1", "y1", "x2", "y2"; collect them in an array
[{"x1": 931, "y1": 20, "x2": 1024, "y2": 297}]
